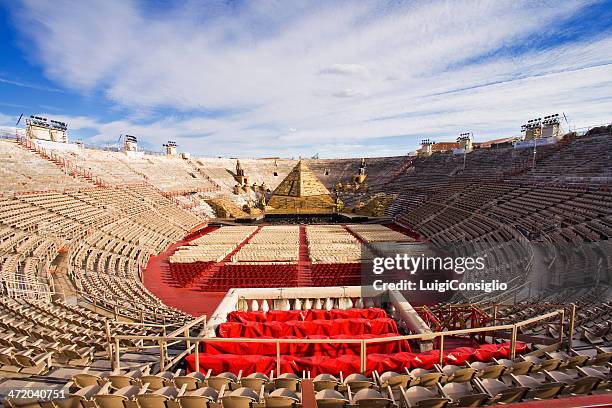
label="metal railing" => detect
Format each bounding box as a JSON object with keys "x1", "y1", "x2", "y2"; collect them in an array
[
  {"x1": 111, "y1": 308, "x2": 568, "y2": 374},
  {"x1": 110, "y1": 314, "x2": 207, "y2": 371},
  {"x1": 70, "y1": 285, "x2": 191, "y2": 325},
  {"x1": 0, "y1": 277, "x2": 53, "y2": 302}
]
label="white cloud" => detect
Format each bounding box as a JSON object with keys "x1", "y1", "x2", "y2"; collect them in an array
[
  {"x1": 0, "y1": 113, "x2": 13, "y2": 125},
  {"x1": 332, "y1": 88, "x2": 368, "y2": 98},
  {"x1": 319, "y1": 64, "x2": 370, "y2": 77},
  {"x1": 0, "y1": 77, "x2": 64, "y2": 93},
  {"x1": 8, "y1": 0, "x2": 612, "y2": 157}
]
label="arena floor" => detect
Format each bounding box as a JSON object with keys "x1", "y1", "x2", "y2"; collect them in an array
[
  {"x1": 142, "y1": 222, "x2": 421, "y2": 316},
  {"x1": 142, "y1": 235, "x2": 227, "y2": 316}
]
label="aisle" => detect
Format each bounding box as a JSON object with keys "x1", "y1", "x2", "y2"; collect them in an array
[
  {"x1": 142, "y1": 226, "x2": 225, "y2": 317},
  {"x1": 297, "y1": 225, "x2": 313, "y2": 286}
]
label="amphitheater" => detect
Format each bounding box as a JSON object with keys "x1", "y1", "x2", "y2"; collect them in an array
[{"x1": 0, "y1": 123, "x2": 611, "y2": 408}]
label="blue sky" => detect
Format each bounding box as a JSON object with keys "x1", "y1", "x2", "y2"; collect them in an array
[{"x1": 0, "y1": 0, "x2": 611, "y2": 157}]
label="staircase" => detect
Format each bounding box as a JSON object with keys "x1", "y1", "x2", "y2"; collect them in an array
[
  {"x1": 499, "y1": 142, "x2": 566, "y2": 180},
  {"x1": 109, "y1": 154, "x2": 203, "y2": 214},
  {"x1": 297, "y1": 225, "x2": 312, "y2": 286},
  {"x1": 15, "y1": 138, "x2": 105, "y2": 187},
  {"x1": 190, "y1": 226, "x2": 262, "y2": 289},
  {"x1": 383, "y1": 156, "x2": 413, "y2": 187},
  {"x1": 186, "y1": 159, "x2": 222, "y2": 191},
  {"x1": 342, "y1": 224, "x2": 364, "y2": 244}
]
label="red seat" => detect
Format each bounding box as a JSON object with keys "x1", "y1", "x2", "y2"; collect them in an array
[{"x1": 185, "y1": 341, "x2": 528, "y2": 376}]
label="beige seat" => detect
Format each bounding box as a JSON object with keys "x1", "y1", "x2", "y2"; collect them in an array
[
  {"x1": 208, "y1": 371, "x2": 238, "y2": 391},
  {"x1": 399, "y1": 385, "x2": 449, "y2": 408},
  {"x1": 136, "y1": 385, "x2": 184, "y2": 408},
  {"x1": 313, "y1": 374, "x2": 340, "y2": 391},
  {"x1": 174, "y1": 371, "x2": 208, "y2": 391},
  {"x1": 494, "y1": 358, "x2": 534, "y2": 375},
  {"x1": 0, "y1": 335, "x2": 19, "y2": 349},
  {"x1": 439, "y1": 382, "x2": 489, "y2": 407},
  {"x1": 0, "y1": 347, "x2": 20, "y2": 372},
  {"x1": 274, "y1": 373, "x2": 301, "y2": 392},
  {"x1": 265, "y1": 387, "x2": 300, "y2": 408},
  {"x1": 439, "y1": 365, "x2": 476, "y2": 383},
  {"x1": 377, "y1": 371, "x2": 410, "y2": 388},
  {"x1": 177, "y1": 386, "x2": 219, "y2": 408},
  {"x1": 221, "y1": 386, "x2": 260, "y2": 408},
  {"x1": 140, "y1": 371, "x2": 175, "y2": 390},
  {"x1": 13, "y1": 350, "x2": 53, "y2": 374},
  {"x1": 56, "y1": 345, "x2": 95, "y2": 365},
  {"x1": 53, "y1": 384, "x2": 102, "y2": 408},
  {"x1": 522, "y1": 355, "x2": 563, "y2": 372},
  {"x1": 510, "y1": 374, "x2": 565, "y2": 400},
  {"x1": 93, "y1": 384, "x2": 144, "y2": 408},
  {"x1": 581, "y1": 325, "x2": 608, "y2": 345},
  {"x1": 315, "y1": 389, "x2": 348, "y2": 408},
  {"x1": 544, "y1": 370, "x2": 602, "y2": 395},
  {"x1": 72, "y1": 368, "x2": 110, "y2": 388},
  {"x1": 467, "y1": 361, "x2": 506, "y2": 379},
  {"x1": 109, "y1": 369, "x2": 147, "y2": 390},
  {"x1": 475, "y1": 378, "x2": 527, "y2": 404},
  {"x1": 344, "y1": 373, "x2": 374, "y2": 392},
  {"x1": 74, "y1": 336, "x2": 106, "y2": 352},
  {"x1": 577, "y1": 366, "x2": 612, "y2": 391},
  {"x1": 3, "y1": 395, "x2": 47, "y2": 408},
  {"x1": 546, "y1": 351, "x2": 589, "y2": 369},
  {"x1": 409, "y1": 368, "x2": 444, "y2": 387},
  {"x1": 589, "y1": 347, "x2": 612, "y2": 366},
  {"x1": 351, "y1": 388, "x2": 393, "y2": 408},
  {"x1": 240, "y1": 372, "x2": 270, "y2": 390}
]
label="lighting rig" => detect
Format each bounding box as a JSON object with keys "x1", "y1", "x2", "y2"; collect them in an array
[
  {"x1": 522, "y1": 116, "x2": 549, "y2": 170},
  {"x1": 421, "y1": 138, "x2": 434, "y2": 145},
  {"x1": 542, "y1": 113, "x2": 561, "y2": 126},
  {"x1": 123, "y1": 134, "x2": 139, "y2": 152},
  {"x1": 456, "y1": 132, "x2": 472, "y2": 170},
  {"x1": 420, "y1": 138, "x2": 435, "y2": 156},
  {"x1": 26, "y1": 115, "x2": 69, "y2": 142},
  {"x1": 27, "y1": 115, "x2": 68, "y2": 131}
]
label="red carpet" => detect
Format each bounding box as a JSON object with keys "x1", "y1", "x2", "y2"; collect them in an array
[
  {"x1": 297, "y1": 225, "x2": 312, "y2": 286},
  {"x1": 142, "y1": 226, "x2": 225, "y2": 317}
]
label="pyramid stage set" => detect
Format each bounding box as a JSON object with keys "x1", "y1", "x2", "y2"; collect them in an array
[
  {"x1": 266, "y1": 160, "x2": 337, "y2": 216},
  {"x1": 232, "y1": 160, "x2": 376, "y2": 224},
  {"x1": 258, "y1": 212, "x2": 370, "y2": 225}
]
